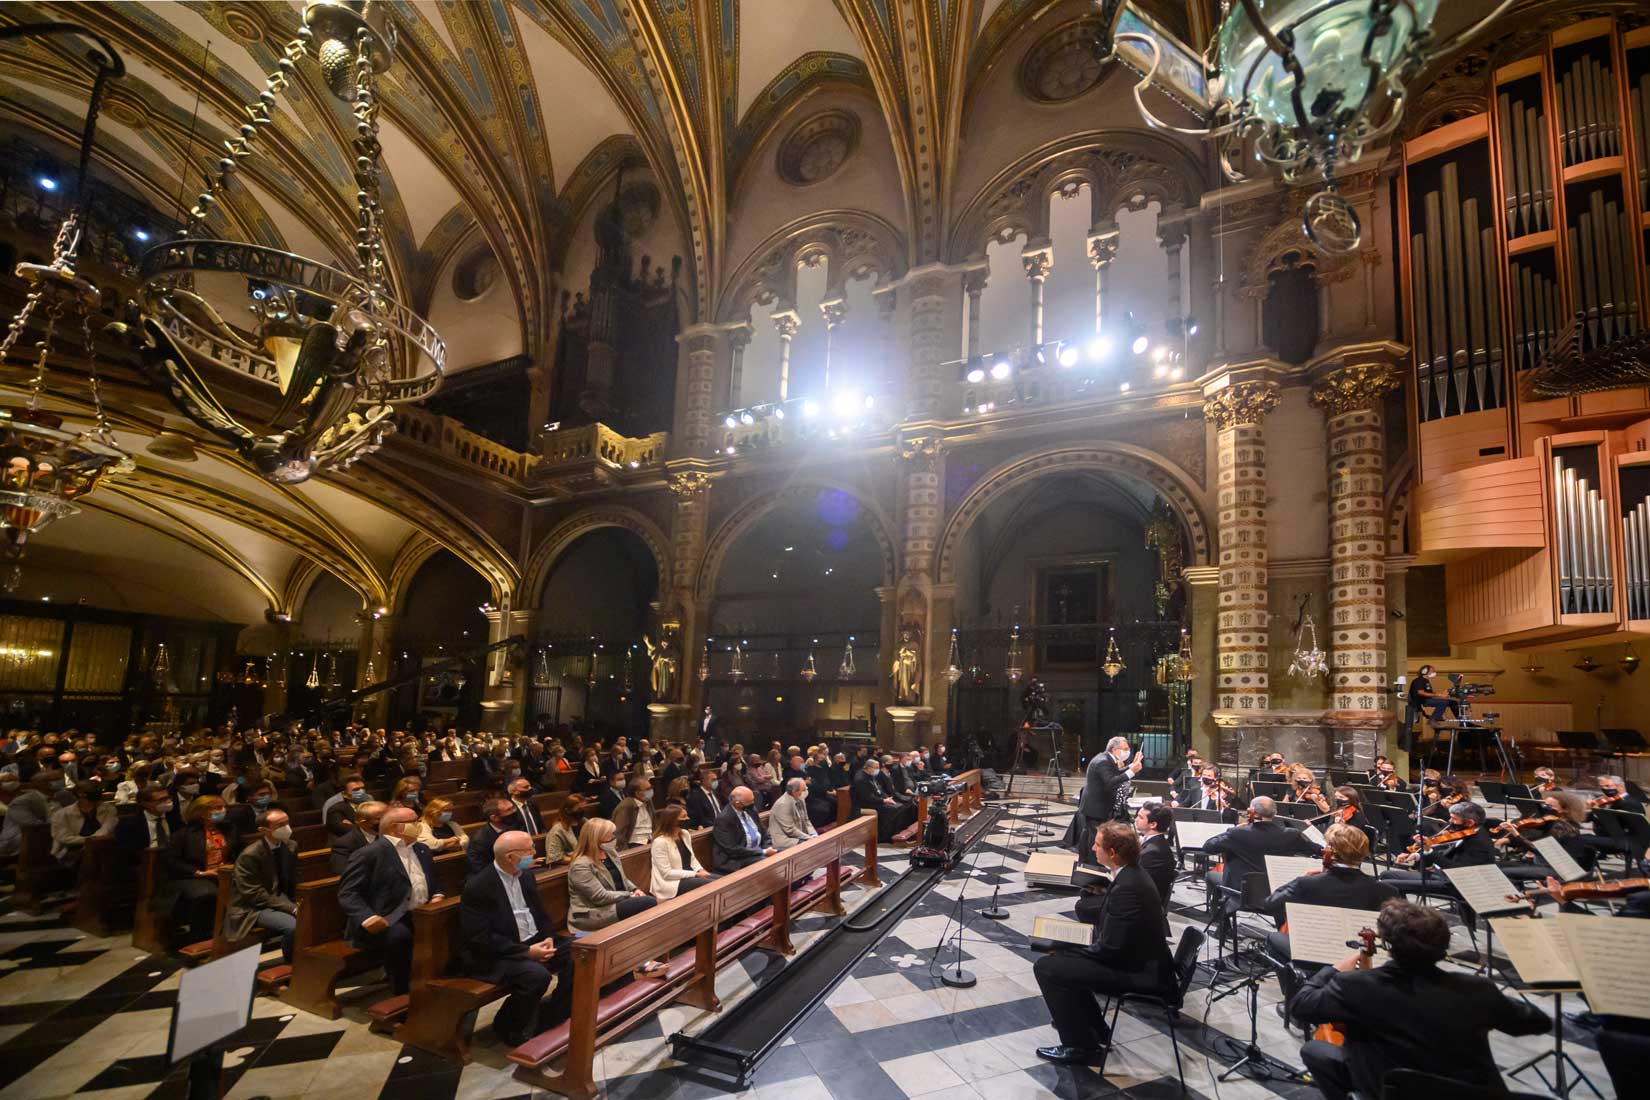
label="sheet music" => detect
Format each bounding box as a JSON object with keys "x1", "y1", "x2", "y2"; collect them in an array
[
  {"x1": 1531, "y1": 837, "x2": 1588, "y2": 882},
  {"x1": 1031, "y1": 916, "x2": 1093, "y2": 946},
  {"x1": 1300, "y1": 824, "x2": 1327, "y2": 847},
  {"x1": 1442, "y1": 863, "x2": 1528, "y2": 916},
  {"x1": 1023, "y1": 852, "x2": 1077, "y2": 882},
  {"x1": 1173, "y1": 821, "x2": 1228, "y2": 850},
  {"x1": 1265, "y1": 855, "x2": 1324, "y2": 890},
  {"x1": 1557, "y1": 914, "x2": 1650, "y2": 1020},
  {"x1": 1491, "y1": 917, "x2": 1579, "y2": 985},
  {"x1": 1285, "y1": 903, "x2": 1386, "y2": 965}
]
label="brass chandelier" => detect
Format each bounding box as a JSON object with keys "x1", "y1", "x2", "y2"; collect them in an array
[{"x1": 121, "y1": 1, "x2": 443, "y2": 484}]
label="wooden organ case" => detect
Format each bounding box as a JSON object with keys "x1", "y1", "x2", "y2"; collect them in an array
[{"x1": 1407, "y1": 18, "x2": 1650, "y2": 648}]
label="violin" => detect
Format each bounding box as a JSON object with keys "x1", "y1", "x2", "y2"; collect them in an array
[
  {"x1": 1492, "y1": 813, "x2": 1560, "y2": 836},
  {"x1": 1335, "y1": 804, "x2": 1357, "y2": 826},
  {"x1": 1405, "y1": 824, "x2": 1478, "y2": 854},
  {"x1": 1378, "y1": 772, "x2": 1401, "y2": 790},
  {"x1": 1245, "y1": 805, "x2": 1259, "y2": 826},
  {"x1": 1313, "y1": 928, "x2": 1378, "y2": 1046},
  {"x1": 1510, "y1": 877, "x2": 1649, "y2": 910},
  {"x1": 1589, "y1": 793, "x2": 1624, "y2": 809}
]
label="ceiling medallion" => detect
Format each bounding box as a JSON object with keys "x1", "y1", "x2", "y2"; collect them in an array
[
  {"x1": 777, "y1": 109, "x2": 860, "y2": 186},
  {"x1": 451, "y1": 243, "x2": 500, "y2": 302},
  {"x1": 223, "y1": 9, "x2": 265, "y2": 44},
  {"x1": 120, "y1": 1, "x2": 444, "y2": 485},
  {"x1": 1020, "y1": 18, "x2": 1108, "y2": 102}
]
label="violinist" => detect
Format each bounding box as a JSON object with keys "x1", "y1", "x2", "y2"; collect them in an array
[
  {"x1": 1291, "y1": 899, "x2": 1549, "y2": 1100},
  {"x1": 1175, "y1": 765, "x2": 1234, "y2": 815},
  {"x1": 1370, "y1": 757, "x2": 1408, "y2": 791},
  {"x1": 1203, "y1": 796, "x2": 1321, "y2": 916},
  {"x1": 1327, "y1": 786, "x2": 1375, "y2": 850},
  {"x1": 1495, "y1": 791, "x2": 1592, "y2": 884},
  {"x1": 1421, "y1": 774, "x2": 1470, "y2": 820},
  {"x1": 1580, "y1": 775, "x2": 1645, "y2": 862},
  {"x1": 1531, "y1": 765, "x2": 1560, "y2": 794},
  {"x1": 1259, "y1": 752, "x2": 1288, "y2": 779},
  {"x1": 1168, "y1": 749, "x2": 1204, "y2": 795},
  {"x1": 1284, "y1": 764, "x2": 1330, "y2": 812},
  {"x1": 1260, "y1": 825, "x2": 1398, "y2": 1007},
  {"x1": 1380, "y1": 801, "x2": 1495, "y2": 896}
]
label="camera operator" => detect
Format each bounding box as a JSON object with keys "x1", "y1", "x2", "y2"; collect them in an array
[{"x1": 1405, "y1": 664, "x2": 1460, "y2": 739}]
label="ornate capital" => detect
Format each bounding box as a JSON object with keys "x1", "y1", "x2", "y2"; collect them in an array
[
  {"x1": 1156, "y1": 220, "x2": 1189, "y2": 253},
  {"x1": 727, "y1": 324, "x2": 752, "y2": 351},
  {"x1": 772, "y1": 311, "x2": 800, "y2": 340},
  {"x1": 1088, "y1": 231, "x2": 1120, "y2": 269},
  {"x1": 1311, "y1": 362, "x2": 1400, "y2": 418},
  {"x1": 668, "y1": 471, "x2": 712, "y2": 499},
  {"x1": 683, "y1": 332, "x2": 717, "y2": 357},
  {"x1": 963, "y1": 268, "x2": 990, "y2": 296},
  {"x1": 819, "y1": 298, "x2": 848, "y2": 328},
  {"x1": 1203, "y1": 382, "x2": 1281, "y2": 431},
  {"x1": 899, "y1": 434, "x2": 943, "y2": 467},
  {"x1": 1022, "y1": 247, "x2": 1053, "y2": 282}
]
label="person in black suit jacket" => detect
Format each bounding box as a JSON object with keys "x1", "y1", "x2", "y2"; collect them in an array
[
  {"x1": 460, "y1": 829, "x2": 573, "y2": 1046},
  {"x1": 1133, "y1": 802, "x2": 1177, "y2": 912},
  {"x1": 1076, "y1": 738, "x2": 1142, "y2": 863},
  {"x1": 1292, "y1": 898, "x2": 1547, "y2": 1100},
  {"x1": 685, "y1": 770, "x2": 723, "y2": 829},
  {"x1": 698, "y1": 706, "x2": 722, "y2": 763},
  {"x1": 115, "y1": 786, "x2": 182, "y2": 855},
  {"x1": 468, "y1": 748, "x2": 503, "y2": 790},
  {"x1": 595, "y1": 771, "x2": 625, "y2": 820},
  {"x1": 712, "y1": 787, "x2": 773, "y2": 872},
  {"x1": 1378, "y1": 800, "x2": 1496, "y2": 901},
  {"x1": 1203, "y1": 796, "x2": 1322, "y2": 913},
  {"x1": 339, "y1": 807, "x2": 445, "y2": 995},
  {"x1": 1034, "y1": 821, "x2": 1174, "y2": 1063},
  {"x1": 331, "y1": 800, "x2": 386, "y2": 875},
  {"x1": 851, "y1": 758, "x2": 916, "y2": 841},
  {"x1": 1261, "y1": 824, "x2": 1398, "y2": 1005},
  {"x1": 468, "y1": 797, "x2": 518, "y2": 875},
  {"x1": 504, "y1": 777, "x2": 544, "y2": 835}
]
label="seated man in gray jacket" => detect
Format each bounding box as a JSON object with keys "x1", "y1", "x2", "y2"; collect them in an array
[
  {"x1": 770, "y1": 778, "x2": 818, "y2": 851},
  {"x1": 712, "y1": 786, "x2": 774, "y2": 872}
]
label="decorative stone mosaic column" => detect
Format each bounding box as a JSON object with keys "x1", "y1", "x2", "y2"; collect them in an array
[
  {"x1": 1022, "y1": 244, "x2": 1052, "y2": 346},
  {"x1": 1204, "y1": 381, "x2": 1280, "y2": 712},
  {"x1": 906, "y1": 270, "x2": 950, "y2": 419},
  {"x1": 1312, "y1": 360, "x2": 1400, "y2": 716},
  {"x1": 676, "y1": 325, "x2": 720, "y2": 457}
]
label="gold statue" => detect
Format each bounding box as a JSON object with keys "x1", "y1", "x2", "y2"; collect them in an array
[
  {"x1": 643, "y1": 628, "x2": 678, "y2": 701},
  {"x1": 892, "y1": 627, "x2": 922, "y2": 704}
]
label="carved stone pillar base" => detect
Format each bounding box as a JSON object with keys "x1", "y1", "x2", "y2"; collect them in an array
[
  {"x1": 885, "y1": 706, "x2": 935, "y2": 751},
  {"x1": 1212, "y1": 708, "x2": 1382, "y2": 770},
  {"x1": 647, "y1": 702, "x2": 692, "y2": 743}
]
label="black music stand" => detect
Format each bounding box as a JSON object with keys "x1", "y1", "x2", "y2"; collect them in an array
[{"x1": 1556, "y1": 730, "x2": 1599, "y2": 782}]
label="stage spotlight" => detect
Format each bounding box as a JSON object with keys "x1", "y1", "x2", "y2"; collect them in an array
[
  {"x1": 1127, "y1": 311, "x2": 1149, "y2": 355},
  {"x1": 740, "y1": 410, "x2": 755, "y2": 425},
  {"x1": 36, "y1": 176, "x2": 57, "y2": 191},
  {"x1": 724, "y1": 414, "x2": 738, "y2": 428},
  {"x1": 1086, "y1": 336, "x2": 1112, "y2": 362},
  {"x1": 773, "y1": 406, "x2": 785, "y2": 420},
  {"x1": 1153, "y1": 345, "x2": 1168, "y2": 362},
  {"x1": 989, "y1": 358, "x2": 1012, "y2": 380},
  {"x1": 1034, "y1": 344, "x2": 1048, "y2": 365},
  {"x1": 1131, "y1": 332, "x2": 1149, "y2": 355},
  {"x1": 802, "y1": 400, "x2": 820, "y2": 418},
  {"x1": 831, "y1": 390, "x2": 861, "y2": 417},
  {"x1": 1057, "y1": 344, "x2": 1079, "y2": 368},
  {"x1": 1119, "y1": 381, "x2": 1131, "y2": 393},
  {"x1": 966, "y1": 364, "x2": 986, "y2": 384},
  {"x1": 1186, "y1": 316, "x2": 1199, "y2": 336}
]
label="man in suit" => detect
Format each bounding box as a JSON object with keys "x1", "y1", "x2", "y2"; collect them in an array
[
  {"x1": 1379, "y1": 799, "x2": 1496, "y2": 899},
  {"x1": 770, "y1": 777, "x2": 817, "y2": 851},
  {"x1": 1262, "y1": 824, "x2": 1398, "y2": 1006},
  {"x1": 468, "y1": 797, "x2": 518, "y2": 875},
  {"x1": 699, "y1": 706, "x2": 722, "y2": 762},
  {"x1": 712, "y1": 786, "x2": 774, "y2": 872},
  {"x1": 888, "y1": 753, "x2": 918, "y2": 802},
  {"x1": 322, "y1": 774, "x2": 368, "y2": 838},
  {"x1": 686, "y1": 768, "x2": 722, "y2": 829},
  {"x1": 468, "y1": 746, "x2": 505, "y2": 790},
  {"x1": 1134, "y1": 801, "x2": 1177, "y2": 911},
  {"x1": 331, "y1": 800, "x2": 386, "y2": 875},
  {"x1": 460, "y1": 829, "x2": 573, "y2": 1046},
  {"x1": 1034, "y1": 821, "x2": 1175, "y2": 1064},
  {"x1": 852, "y1": 757, "x2": 916, "y2": 841},
  {"x1": 1291, "y1": 899, "x2": 1547, "y2": 1100},
  {"x1": 595, "y1": 770, "x2": 625, "y2": 821},
  {"x1": 505, "y1": 776, "x2": 543, "y2": 835},
  {"x1": 1076, "y1": 737, "x2": 1142, "y2": 863},
  {"x1": 1203, "y1": 796, "x2": 1322, "y2": 913},
  {"x1": 225, "y1": 809, "x2": 300, "y2": 961},
  {"x1": 115, "y1": 786, "x2": 182, "y2": 854},
  {"x1": 339, "y1": 806, "x2": 445, "y2": 995}
]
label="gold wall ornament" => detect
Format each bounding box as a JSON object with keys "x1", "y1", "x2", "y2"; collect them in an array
[
  {"x1": 668, "y1": 471, "x2": 713, "y2": 498},
  {"x1": 1201, "y1": 381, "x2": 1281, "y2": 431},
  {"x1": 643, "y1": 626, "x2": 678, "y2": 699},
  {"x1": 119, "y1": 1, "x2": 443, "y2": 485},
  {"x1": 1143, "y1": 498, "x2": 1186, "y2": 617},
  {"x1": 1310, "y1": 362, "x2": 1401, "y2": 418},
  {"x1": 891, "y1": 626, "x2": 922, "y2": 704}
]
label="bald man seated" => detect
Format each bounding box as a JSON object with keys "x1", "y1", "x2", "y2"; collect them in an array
[
  {"x1": 712, "y1": 786, "x2": 774, "y2": 873},
  {"x1": 460, "y1": 829, "x2": 574, "y2": 1046},
  {"x1": 339, "y1": 805, "x2": 445, "y2": 996}
]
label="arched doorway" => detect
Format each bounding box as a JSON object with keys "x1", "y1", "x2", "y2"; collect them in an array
[
  {"x1": 389, "y1": 550, "x2": 490, "y2": 730},
  {"x1": 702, "y1": 487, "x2": 893, "y2": 744},
  {"x1": 531, "y1": 527, "x2": 660, "y2": 741},
  {"x1": 287, "y1": 572, "x2": 363, "y2": 721}
]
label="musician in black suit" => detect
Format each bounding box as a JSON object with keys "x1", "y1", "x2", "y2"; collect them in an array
[
  {"x1": 1291, "y1": 899, "x2": 1547, "y2": 1100},
  {"x1": 1134, "y1": 802, "x2": 1177, "y2": 912},
  {"x1": 711, "y1": 786, "x2": 773, "y2": 873},
  {"x1": 460, "y1": 829, "x2": 573, "y2": 1046},
  {"x1": 685, "y1": 769, "x2": 723, "y2": 829},
  {"x1": 339, "y1": 807, "x2": 445, "y2": 995},
  {"x1": 1379, "y1": 800, "x2": 1495, "y2": 896},
  {"x1": 1033, "y1": 822, "x2": 1174, "y2": 1064},
  {"x1": 1076, "y1": 738, "x2": 1141, "y2": 863},
  {"x1": 851, "y1": 757, "x2": 916, "y2": 842},
  {"x1": 1261, "y1": 825, "x2": 1398, "y2": 1005},
  {"x1": 1203, "y1": 796, "x2": 1322, "y2": 913}
]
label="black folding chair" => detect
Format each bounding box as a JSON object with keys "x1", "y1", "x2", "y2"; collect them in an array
[{"x1": 1097, "y1": 926, "x2": 1206, "y2": 1093}]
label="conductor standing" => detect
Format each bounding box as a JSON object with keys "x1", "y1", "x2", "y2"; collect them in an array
[{"x1": 1077, "y1": 737, "x2": 1141, "y2": 862}]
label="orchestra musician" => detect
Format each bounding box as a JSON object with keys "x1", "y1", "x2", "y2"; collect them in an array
[
  {"x1": 1327, "y1": 786, "x2": 1376, "y2": 851},
  {"x1": 1283, "y1": 765, "x2": 1330, "y2": 812},
  {"x1": 1203, "y1": 796, "x2": 1322, "y2": 916},
  {"x1": 1579, "y1": 775, "x2": 1645, "y2": 863},
  {"x1": 1379, "y1": 801, "x2": 1495, "y2": 905},
  {"x1": 1168, "y1": 748, "x2": 1204, "y2": 794},
  {"x1": 1260, "y1": 825, "x2": 1398, "y2": 1007},
  {"x1": 1173, "y1": 765, "x2": 1235, "y2": 816},
  {"x1": 1370, "y1": 757, "x2": 1408, "y2": 791},
  {"x1": 1421, "y1": 775, "x2": 1470, "y2": 820},
  {"x1": 1363, "y1": 755, "x2": 1390, "y2": 785},
  {"x1": 1531, "y1": 766, "x2": 1560, "y2": 793},
  {"x1": 1495, "y1": 790, "x2": 1593, "y2": 883},
  {"x1": 1290, "y1": 899, "x2": 1549, "y2": 1100},
  {"x1": 1259, "y1": 752, "x2": 1288, "y2": 779}
]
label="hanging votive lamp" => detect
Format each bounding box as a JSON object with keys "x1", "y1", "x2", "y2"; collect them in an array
[
  {"x1": 944, "y1": 628, "x2": 963, "y2": 685},
  {"x1": 1101, "y1": 629, "x2": 1127, "y2": 680},
  {"x1": 1006, "y1": 622, "x2": 1024, "y2": 684},
  {"x1": 839, "y1": 636, "x2": 857, "y2": 679}
]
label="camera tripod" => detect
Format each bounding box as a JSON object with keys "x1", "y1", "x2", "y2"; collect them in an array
[{"x1": 1004, "y1": 721, "x2": 1067, "y2": 801}]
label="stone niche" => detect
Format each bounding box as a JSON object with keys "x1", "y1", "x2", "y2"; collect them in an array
[{"x1": 1213, "y1": 709, "x2": 1390, "y2": 769}]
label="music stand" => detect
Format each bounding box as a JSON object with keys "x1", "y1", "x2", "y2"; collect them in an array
[
  {"x1": 168, "y1": 945, "x2": 266, "y2": 1100},
  {"x1": 1556, "y1": 730, "x2": 1600, "y2": 782}
]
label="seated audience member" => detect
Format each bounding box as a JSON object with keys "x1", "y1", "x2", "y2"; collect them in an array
[
  {"x1": 459, "y1": 828, "x2": 573, "y2": 1045},
  {"x1": 851, "y1": 756, "x2": 918, "y2": 842},
  {"x1": 468, "y1": 797, "x2": 517, "y2": 874},
  {"x1": 572, "y1": 748, "x2": 606, "y2": 797},
  {"x1": 713, "y1": 785, "x2": 774, "y2": 872},
  {"x1": 389, "y1": 775, "x2": 423, "y2": 812},
  {"x1": 331, "y1": 799, "x2": 386, "y2": 875},
  {"x1": 1033, "y1": 821, "x2": 1174, "y2": 1064},
  {"x1": 114, "y1": 761, "x2": 151, "y2": 805},
  {"x1": 567, "y1": 818, "x2": 656, "y2": 931},
  {"x1": 416, "y1": 796, "x2": 468, "y2": 853},
  {"x1": 115, "y1": 786, "x2": 182, "y2": 853},
  {"x1": 49, "y1": 784, "x2": 115, "y2": 864},
  {"x1": 339, "y1": 806, "x2": 445, "y2": 996},
  {"x1": 770, "y1": 777, "x2": 817, "y2": 851},
  {"x1": 323, "y1": 774, "x2": 368, "y2": 837},
  {"x1": 165, "y1": 794, "x2": 238, "y2": 946},
  {"x1": 0, "y1": 771, "x2": 54, "y2": 860},
  {"x1": 1261, "y1": 824, "x2": 1397, "y2": 1005},
  {"x1": 1291, "y1": 899, "x2": 1548, "y2": 1100},
  {"x1": 650, "y1": 805, "x2": 716, "y2": 898},
  {"x1": 505, "y1": 775, "x2": 543, "y2": 835},
  {"x1": 595, "y1": 769, "x2": 625, "y2": 821},
  {"x1": 611, "y1": 778, "x2": 655, "y2": 848},
  {"x1": 664, "y1": 776, "x2": 692, "y2": 809},
  {"x1": 543, "y1": 795, "x2": 590, "y2": 865},
  {"x1": 224, "y1": 809, "x2": 299, "y2": 961},
  {"x1": 224, "y1": 780, "x2": 279, "y2": 840},
  {"x1": 686, "y1": 768, "x2": 723, "y2": 829}
]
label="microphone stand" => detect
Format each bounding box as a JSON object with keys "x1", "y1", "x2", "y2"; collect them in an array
[{"x1": 934, "y1": 818, "x2": 984, "y2": 987}]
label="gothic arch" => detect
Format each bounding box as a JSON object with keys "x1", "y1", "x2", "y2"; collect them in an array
[
  {"x1": 695, "y1": 482, "x2": 899, "y2": 604},
  {"x1": 935, "y1": 443, "x2": 1211, "y2": 586},
  {"x1": 522, "y1": 507, "x2": 672, "y2": 610},
  {"x1": 716, "y1": 211, "x2": 908, "y2": 324},
  {"x1": 1240, "y1": 206, "x2": 1359, "y2": 300},
  {"x1": 388, "y1": 535, "x2": 446, "y2": 616}
]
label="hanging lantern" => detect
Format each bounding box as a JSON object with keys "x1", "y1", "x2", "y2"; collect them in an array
[
  {"x1": 838, "y1": 636, "x2": 857, "y2": 679},
  {"x1": 1622, "y1": 646, "x2": 1641, "y2": 676},
  {"x1": 944, "y1": 628, "x2": 963, "y2": 685},
  {"x1": 1101, "y1": 629, "x2": 1127, "y2": 680},
  {"x1": 1174, "y1": 628, "x2": 1196, "y2": 682},
  {"x1": 1005, "y1": 622, "x2": 1024, "y2": 684},
  {"x1": 1573, "y1": 653, "x2": 1599, "y2": 674},
  {"x1": 120, "y1": 1, "x2": 444, "y2": 484},
  {"x1": 363, "y1": 656, "x2": 375, "y2": 683},
  {"x1": 1519, "y1": 652, "x2": 1545, "y2": 676},
  {"x1": 150, "y1": 642, "x2": 171, "y2": 690},
  {"x1": 277, "y1": 652, "x2": 288, "y2": 690},
  {"x1": 586, "y1": 647, "x2": 599, "y2": 688},
  {"x1": 305, "y1": 652, "x2": 321, "y2": 689},
  {"x1": 730, "y1": 640, "x2": 746, "y2": 681},
  {"x1": 699, "y1": 638, "x2": 712, "y2": 683},
  {"x1": 1287, "y1": 614, "x2": 1330, "y2": 680},
  {"x1": 325, "y1": 651, "x2": 341, "y2": 690},
  {"x1": 622, "y1": 645, "x2": 635, "y2": 694},
  {"x1": 800, "y1": 649, "x2": 818, "y2": 682},
  {"x1": 533, "y1": 648, "x2": 553, "y2": 689}
]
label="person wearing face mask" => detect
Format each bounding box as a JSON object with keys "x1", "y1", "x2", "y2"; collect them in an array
[
  {"x1": 416, "y1": 795, "x2": 468, "y2": 853},
  {"x1": 165, "y1": 795, "x2": 238, "y2": 946},
  {"x1": 610, "y1": 779, "x2": 655, "y2": 848},
  {"x1": 504, "y1": 777, "x2": 542, "y2": 834},
  {"x1": 851, "y1": 758, "x2": 917, "y2": 842},
  {"x1": 390, "y1": 775, "x2": 423, "y2": 812},
  {"x1": 339, "y1": 806, "x2": 445, "y2": 995},
  {"x1": 116, "y1": 787, "x2": 181, "y2": 855},
  {"x1": 225, "y1": 809, "x2": 299, "y2": 961},
  {"x1": 323, "y1": 774, "x2": 370, "y2": 838},
  {"x1": 114, "y1": 762, "x2": 151, "y2": 805},
  {"x1": 0, "y1": 772, "x2": 57, "y2": 860},
  {"x1": 49, "y1": 783, "x2": 116, "y2": 864},
  {"x1": 460, "y1": 829, "x2": 574, "y2": 1045},
  {"x1": 225, "y1": 781, "x2": 280, "y2": 844},
  {"x1": 596, "y1": 769, "x2": 626, "y2": 821},
  {"x1": 712, "y1": 785, "x2": 776, "y2": 872},
  {"x1": 567, "y1": 818, "x2": 655, "y2": 930}
]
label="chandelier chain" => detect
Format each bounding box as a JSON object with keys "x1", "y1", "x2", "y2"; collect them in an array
[
  {"x1": 25, "y1": 298, "x2": 64, "y2": 413},
  {"x1": 352, "y1": 28, "x2": 389, "y2": 308},
  {"x1": 78, "y1": 304, "x2": 117, "y2": 446}
]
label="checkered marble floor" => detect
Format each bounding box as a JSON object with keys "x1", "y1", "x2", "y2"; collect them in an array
[{"x1": 0, "y1": 798, "x2": 1611, "y2": 1100}]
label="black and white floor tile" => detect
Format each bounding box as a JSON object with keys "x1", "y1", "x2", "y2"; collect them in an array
[{"x1": 0, "y1": 798, "x2": 1612, "y2": 1100}]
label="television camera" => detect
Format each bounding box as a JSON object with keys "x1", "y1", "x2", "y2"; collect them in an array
[
  {"x1": 910, "y1": 778, "x2": 966, "y2": 868},
  {"x1": 1446, "y1": 673, "x2": 1495, "y2": 701}
]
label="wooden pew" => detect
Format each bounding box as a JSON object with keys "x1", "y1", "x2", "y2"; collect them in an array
[
  {"x1": 280, "y1": 851, "x2": 469, "y2": 1019},
  {"x1": 71, "y1": 834, "x2": 128, "y2": 935},
  {"x1": 9, "y1": 823, "x2": 56, "y2": 914},
  {"x1": 508, "y1": 817, "x2": 882, "y2": 1098},
  {"x1": 130, "y1": 849, "x2": 171, "y2": 955}
]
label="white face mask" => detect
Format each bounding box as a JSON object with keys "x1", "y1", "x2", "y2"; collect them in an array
[{"x1": 271, "y1": 824, "x2": 293, "y2": 843}]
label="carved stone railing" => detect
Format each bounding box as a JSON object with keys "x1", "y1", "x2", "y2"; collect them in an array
[
  {"x1": 710, "y1": 388, "x2": 896, "y2": 456},
  {"x1": 533, "y1": 422, "x2": 668, "y2": 494},
  {"x1": 390, "y1": 407, "x2": 539, "y2": 482}
]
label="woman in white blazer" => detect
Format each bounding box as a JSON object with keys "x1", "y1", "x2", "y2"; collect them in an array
[{"x1": 649, "y1": 805, "x2": 716, "y2": 898}]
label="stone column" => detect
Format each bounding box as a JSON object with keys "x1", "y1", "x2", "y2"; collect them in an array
[
  {"x1": 889, "y1": 435, "x2": 943, "y2": 745},
  {"x1": 1022, "y1": 244, "x2": 1053, "y2": 346},
  {"x1": 667, "y1": 472, "x2": 713, "y2": 716},
  {"x1": 727, "y1": 324, "x2": 751, "y2": 408},
  {"x1": 819, "y1": 298, "x2": 847, "y2": 392},
  {"x1": 964, "y1": 268, "x2": 987, "y2": 359},
  {"x1": 1158, "y1": 217, "x2": 1188, "y2": 327},
  {"x1": 354, "y1": 611, "x2": 393, "y2": 727},
  {"x1": 1183, "y1": 567, "x2": 1220, "y2": 762},
  {"x1": 1088, "y1": 226, "x2": 1119, "y2": 335},
  {"x1": 674, "y1": 325, "x2": 722, "y2": 458},
  {"x1": 1312, "y1": 351, "x2": 1401, "y2": 764},
  {"x1": 905, "y1": 270, "x2": 952, "y2": 419},
  {"x1": 1204, "y1": 381, "x2": 1281, "y2": 713},
  {"x1": 772, "y1": 310, "x2": 800, "y2": 401}
]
